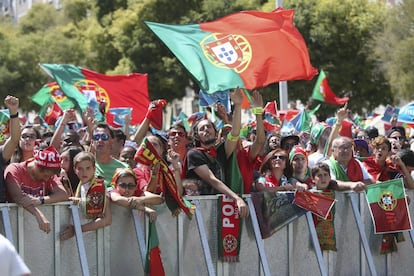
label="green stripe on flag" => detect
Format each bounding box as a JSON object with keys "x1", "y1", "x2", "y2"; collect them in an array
[{"x1": 366, "y1": 179, "x2": 405, "y2": 203}]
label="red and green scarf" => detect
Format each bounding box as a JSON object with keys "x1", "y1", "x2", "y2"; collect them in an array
[
  {"x1": 218, "y1": 152, "x2": 244, "y2": 262},
  {"x1": 135, "y1": 137, "x2": 195, "y2": 218},
  {"x1": 329, "y1": 156, "x2": 363, "y2": 182},
  {"x1": 312, "y1": 189, "x2": 337, "y2": 251},
  {"x1": 75, "y1": 176, "x2": 106, "y2": 219}
]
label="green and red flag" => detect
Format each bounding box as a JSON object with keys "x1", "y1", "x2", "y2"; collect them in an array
[
  {"x1": 145, "y1": 8, "x2": 317, "y2": 93},
  {"x1": 312, "y1": 70, "x2": 349, "y2": 105},
  {"x1": 42, "y1": 102, "x2": 63, "y2": 126},
  {"x1": 40, "y1": 64, "x2": 150, "y2": 125},
  {"x1": 0, "y1": 109, "x2": 10, "y2": 142},
  {"x1": 144, "y1": 221, "x2": 165, "y2": 276},
  {"x1": 293, "y1": 191, "x2": 336, "y2": 220},
  {"x1": 32, "y1": 82, "x2": 76, "y2": 111},
  {"x1": 365, "y1": 179, "x2": 412, "y2": 234}
]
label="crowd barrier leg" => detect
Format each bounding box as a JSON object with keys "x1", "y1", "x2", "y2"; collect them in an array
[
  {"x1": 54, "y1": 205, "x2": 62, "y2": 276},
  {"x1": 246, "y1": 196, "x2": 271, "y2": 276},
  {"x1": 71, "y1": 204, "x2": 90, "y2": 276},
  {"x1": 305, "y1": 211, "x2": 327, "y2": 276},
  {"x1": 1, "y1": 205, "x2": 14, "y2": 243},
  {"x1": 193, "y1": 199, "x2": 216, "y2": 276},
  {"x1": 132, "y1": 209, "x2": 147, "y2": 268},
  {"x1": 348, "y1": 193, "x2": 378, "y2": 276},
  {"x1": 410, "y1": 229, "x2": 414, "y2": 247}
]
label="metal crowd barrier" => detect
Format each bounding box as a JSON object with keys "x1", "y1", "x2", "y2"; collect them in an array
[{"x1": 1, "y1": 191, "x2": 414, "y2": 276}]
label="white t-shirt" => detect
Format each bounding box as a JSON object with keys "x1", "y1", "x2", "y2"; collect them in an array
[
  {"x1": 308, "y1": 152, "x2": 327, "y2": 168},
  {"x1": 0, "y1": 234, "x2": 31, "y2": 276}
]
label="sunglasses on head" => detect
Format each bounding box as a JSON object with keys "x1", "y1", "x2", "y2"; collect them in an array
[
  {"x1": 118, "y1": 182, "x2": 136, "y2": 190},
  {"x1": 93, "y1": 133, "x2": 110, "y2": 141},
  {"x1": 271, "y1": 155, "x2": 287, "y2": 161}
]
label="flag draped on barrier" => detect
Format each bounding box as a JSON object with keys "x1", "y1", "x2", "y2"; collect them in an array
[
  {"x1": 251, "y1": 192, "x2": 306, "y2": 239},
  {"x1": 293, "y1": 191, "x2": 336, "y2": 220},
  {"x1": 145, "y1": 8, "x2": 317, "y2": 93},
  {"x1": 365, "y1": 179, "x2": 412, "y2": 234},
  {"x1": 144, "y1": 221, "x2": 165, "y2": 276}
]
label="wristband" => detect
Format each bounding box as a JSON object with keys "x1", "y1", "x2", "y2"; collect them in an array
[
  {"x1": 227, "y1": 132, "x2": 240, "y2": 142},
  {"x1": 10, "y1": 112, "x2": 18, "y2": 119},
  {"x1": 39, "y1": 196, "x2": 45, "y2": 205},
  {"x1": 252, "y1": 107, "x2": 263, "y2": 115}
]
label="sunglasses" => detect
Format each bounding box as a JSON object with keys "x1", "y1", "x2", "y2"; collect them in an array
[
  {"x1": 357, "y1": 135, "x2": 369, "y2": 140},
  {"x1": 271, "y1": 155, "x2": 287, "y2": 161},
  {"x1": 93, "y1": 133, "x2": 110, "y2": 141},
  {"x1": 169, "y1": 131, "x2": 186, "y2": 138},
  {"x1": 21, "y1": 134, "x2": 37, "y2": 141},
  {"x1": 117, "y1": 182, "x2": 136, "y2": 190}
]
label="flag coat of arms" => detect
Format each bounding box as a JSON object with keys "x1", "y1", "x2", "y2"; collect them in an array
[
  {"x1": 145, "y1": 8, "x2": 317, "y2": 93},
  {"x1": 365, "y1": 179, "x2": 412, "y2": 234}
]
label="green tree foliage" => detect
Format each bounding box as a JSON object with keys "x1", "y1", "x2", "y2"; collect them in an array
[
  {"x1": 260, "y1": 0, "x2": 392, "y2": 117},
  {"x1": 372, "y1": 1, "x2": 414, "y2": 101},
  {"x1": 0, "y1": 0, "x2": 396, "y2": 117}
]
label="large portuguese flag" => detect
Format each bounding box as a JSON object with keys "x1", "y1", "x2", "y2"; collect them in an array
[
  {"x1": 40, "y1": 64, "x2": 150, "y2": 125},
  {"x1": 365, "y1": 179, "x2": 412, "y2": 234},
  {"x1": 145, "y1": 8, "x2": 317, "y2": 93}
]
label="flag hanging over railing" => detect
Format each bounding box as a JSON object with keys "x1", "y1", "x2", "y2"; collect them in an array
[{"x1": 365, "y1": 179, "x2": 412, "y2": 234}]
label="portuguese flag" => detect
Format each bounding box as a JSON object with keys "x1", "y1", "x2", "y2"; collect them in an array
[
  {"x1": 144, "y1": 222, "x2": 165, "y2": 276},
  {"x1": 365, "y1": 179, "x2": 412, "y2": 234},
  {"x1": 40, "y1": 64, "x2": 150, "y2": 125},
  {"x1": 145, "y1": 8, "x2": 317, "y2": 93},
  {"x1": 32, "y1": 82, "x2": 76, "y2": 110},
  {"x1": 311, "y1": 70, "x2": 349, "y2": 105}
]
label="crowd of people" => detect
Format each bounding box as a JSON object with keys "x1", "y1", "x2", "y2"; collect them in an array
[{"x1": 1, "y1": 89, "x2": 414, "y2": 263}]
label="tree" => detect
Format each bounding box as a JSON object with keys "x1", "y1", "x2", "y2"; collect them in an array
[
  {"x1": 260, "y1": 0, "x2": 392, "y2": 117},
  {"x1": 372, "y1": 1, "x2": 414, "y2": 102}
]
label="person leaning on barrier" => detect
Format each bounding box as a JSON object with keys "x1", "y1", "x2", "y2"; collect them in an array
[
  {"x1": 60, "y1": 152, "x2": 111, "y2": 241},
  {"x1": 183, "y1": 88, "x2": 249, "y2": 218},
  {"x1": 5, "y1": 145, "x2": 68, "y2": 233},
  {"x1": 0, "y1": 95, "x2": 21, "y2": 203},
  {"x1": 109, "y1": 168, "x2": 163, "y2": 222},
  {"x1": 324, "y1": 136, "x2": 372, "y2": 191}
]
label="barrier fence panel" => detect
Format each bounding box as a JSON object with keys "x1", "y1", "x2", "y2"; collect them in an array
[{"x1": 1, "y1": 191, "x2": 414, "y2": 276}]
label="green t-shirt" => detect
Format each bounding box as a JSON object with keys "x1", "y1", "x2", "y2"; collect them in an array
[{"x1": 95, "y1": 158, "x2": 129, "y2": 188}]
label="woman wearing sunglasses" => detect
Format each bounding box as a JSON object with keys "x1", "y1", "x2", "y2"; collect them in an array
[
  {"x1": 254, "y1": 148, "x2": 295, "y2": 192},
  {"x1": 109, "y1": 168, "x2": 164, "y2": 222}
]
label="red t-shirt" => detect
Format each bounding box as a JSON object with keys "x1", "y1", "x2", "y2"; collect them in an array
[
  {"x1": 237, "y1": 146, "x2": 260, "y2": 194},
  {"x1": 5, "y1": 160, "x2": 60, "y2": 202},
  {"x1": 133, "y1": 164, "x2": 162, "y2": 195}
]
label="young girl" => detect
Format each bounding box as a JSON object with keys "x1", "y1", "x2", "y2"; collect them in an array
[
  {"x1": 60, "y1": 152, "x2": 111, "y2": 240},
  {"x1": 110, "y1": 168, "x2": 163, "y2": 222}
]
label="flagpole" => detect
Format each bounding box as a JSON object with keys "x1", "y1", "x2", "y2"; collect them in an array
[{"x1": 276, "y1": 0, "x2": 289, "y2": 110}]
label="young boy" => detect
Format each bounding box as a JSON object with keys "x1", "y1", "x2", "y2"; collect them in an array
[
  {"x1": 311, "y1": 162, "x2": 337, "y2": 251},
  {"x1": 60, "y1": 152, "x2": 111, "y2": 240}
]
